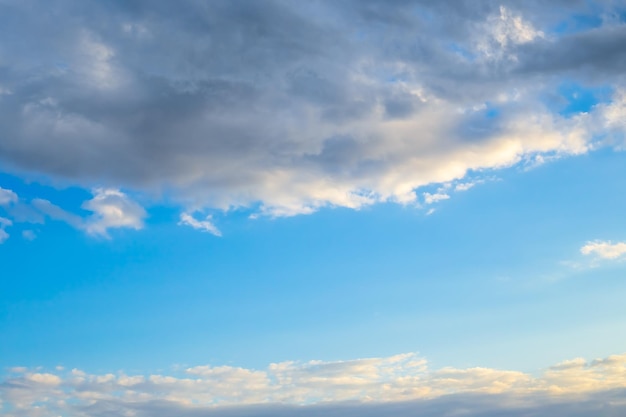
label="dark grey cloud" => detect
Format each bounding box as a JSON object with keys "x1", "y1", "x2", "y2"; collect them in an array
[
  {"x1": 0, "y1": 0, "x2": 624, "y2": 215},
  {"x1": 516, "y1": 24, "x2": 626, "y2": 77}
]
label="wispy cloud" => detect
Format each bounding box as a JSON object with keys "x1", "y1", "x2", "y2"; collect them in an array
[
  {"x1": 0, "y1": 187, "x2": 31, "y2": 243},
  {"x1": 179, "y1": 212, "x2": 222, "y2": 236},
  {"x1": 454, "y1": 179, "x2": 486, "y2": 192},
  {"x1": 0, "y1": 217, "x2": 12, "y2": 244},
  {"x1": 31, "y1": 189, "x2": 146, "y2": 238},
  {"x1": 21, "y1": 229, "x2": 36, "y2": 240},
  {"x1": 31, "y1": 198, "x2": 84, "y2": 230},
  {"x1": 0, "y1": 217, "x2": 11, "y2": 228},
  {"x1": 423, "y1": 192, "x2": 450, "y2": 205}
]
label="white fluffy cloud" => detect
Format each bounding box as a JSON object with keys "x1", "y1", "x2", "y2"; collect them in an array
[
  {"x1": 580, "y1": 240, "x2": 626, "y2": 260},
  {"x1": 82, "y1": 188, "x2": 146, "y2": 237},
  {"x1": 0, "y1": 1, "x2": 624, "y2": 217},
  {"x1": 2, "y1": 352, "x2": 626, "y2": 417}
]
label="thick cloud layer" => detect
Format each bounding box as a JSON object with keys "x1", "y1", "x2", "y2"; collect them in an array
[
  {"x1": 2, "y1": 352, "x2": 626, "y2": 417},
  {"x1": 0, "y1": 1, "x2": 625, "y2": 215}
]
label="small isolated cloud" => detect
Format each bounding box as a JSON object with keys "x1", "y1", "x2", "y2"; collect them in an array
[
  {"x1": 423, "y1": 192, "x2": 450, "y2": 205},
  {"x1": 0, "y1": 228, "x2": 8, "y2": 244},
  {"x1": 179, "y1": 212, "x2": 222, "y2": 237},
  {"x1": 0, "y1": 187, "x2": 18, "y2": 205},
  {"x1": 82, "y1": 188, "x2": 146, "y2": 237},
  {"x1": 22, "y1": 230, "x2": 36, "y2": 240},
  {"x1": 580, "y1": 240, "x2": 626, "y2": 260}
]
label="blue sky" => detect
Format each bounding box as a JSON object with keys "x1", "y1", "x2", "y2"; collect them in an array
[{"x1": 2, "y1": 1, "x2": 626, "y2": 416}]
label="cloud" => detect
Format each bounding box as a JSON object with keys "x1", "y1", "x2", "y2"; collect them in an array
[
  {"x1": 82, "y1": 188, "x2": 146, "y2": 237},
  {"x1": 31, "y1": 189, "x2": 146, "y2": 237},
  {"x1": 455, "y1": 179, "x2": 488, "y2": 192},
  {"x1": 476, "y1": 5, "x2": 544, "y2": 61},
  {"x1": 0, "y1": 217, "x2": 11, "y2": 228},
  {"x1": 2, "y1": 352, "x2": 626, "y2": 417},
  {"x1": 21, "y1": 229, "x2": 36, "y2": 240},
  {"x1": 0, "y1": 187, "x2": 145, "y2": 240},
  {"x1": 37, "y1": 392, "x2": 626, "y2": 417},
  {"x1": 0, "y1": 216, "x2": 12, "y2": 243},
  {"x1": 179, "y1": 212, "x2": 222, "y2": 236},
  {"x1": 0, "y1": 1, "x2": 624, "y2": 217},
  {"x1": 0, "y1": 187, "x2": 18, "y2": 206},
  {"x1": 423, "y1": 192, "x2": 450, "y2": 205},
  {"x1": 580, "y1": 240, "x2": 626, "y2": 260},
  {"x1": 31, "y1": 198, "x2": 84, "y2": 230}
]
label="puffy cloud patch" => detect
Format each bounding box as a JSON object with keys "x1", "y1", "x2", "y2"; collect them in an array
[
  {"x1": 82, "y1": 188, "x2": 146, "y2": 237},
  {"x1": 31, "y1": 188, "x2": 146, "y2": 237},
  {"x1": 0, "y1": 187, "x2": 18, "y2": 206},
  {"x1": 2, "y1": 352, "x2": 626, "y2": 417},
  {"x1": 0, "y1": 1, "x2": 624, "y2": 217},
  {"x1": 580, "y1": 240, "x2": 626, "y2": 260},
  {"x1": 0, "y1": 216, "x2": 11, "y2": 243}
]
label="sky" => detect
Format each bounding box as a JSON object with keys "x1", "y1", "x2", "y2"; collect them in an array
[{"x1": 1, "y1": 0, "x2": 626, "y2": 416}]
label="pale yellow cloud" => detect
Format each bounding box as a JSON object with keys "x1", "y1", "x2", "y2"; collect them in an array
[
  {"x1": 581, "y1": 240, "x2": 626, "y2": 260},
  {"x1": 3, "y1": 351, "x2": 626, "y2": 417}
]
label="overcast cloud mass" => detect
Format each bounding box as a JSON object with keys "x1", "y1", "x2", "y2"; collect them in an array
[{"x1": 0, "y1": 0, "x2": 625, "y2": 217}]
